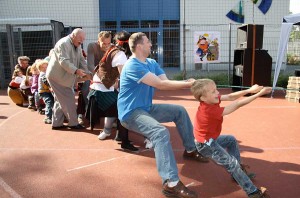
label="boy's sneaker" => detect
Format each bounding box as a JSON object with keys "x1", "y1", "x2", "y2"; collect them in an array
[
  {"x1": 98, "y1": 131, "x2": 111, "y2": 140},
  {"x1": 248, "y1": 187, "x2": 270, "y2": 198},
  {"x1": 144, "y1": 138, "x2": 153, "y2": 149},
  {"x1": 78, "y1": 116, "x2": 84, "y2": 125},
  {"x1": 183, "y1": 150, "x2": 209, "y2": 163},
  {"x1": 44, "y1": 118, "x2": 52, "y2": 124}
]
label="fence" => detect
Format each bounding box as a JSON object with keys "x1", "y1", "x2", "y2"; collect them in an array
[
  {"x1": 0, "y1": 20, "x2": 70, "y2": 89},
  {"x1": 1, "y1": 22, "x2": 300, "y2": 89}
]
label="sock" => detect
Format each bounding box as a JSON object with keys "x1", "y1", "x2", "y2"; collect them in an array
[
  {"x1": 103, "y1": 128, "x2": 111, "y2": 135},
  {"x1": 168, "y1": 180, "x2": 179, "y2": 187}
]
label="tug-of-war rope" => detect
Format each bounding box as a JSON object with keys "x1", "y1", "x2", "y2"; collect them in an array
[{"x1": 216, "y1": 85, "x2": 292, "y2": 91}]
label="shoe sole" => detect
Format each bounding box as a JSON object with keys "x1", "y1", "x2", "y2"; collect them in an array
[
  {"x1": 162, "y1": 190, "x2": 180, "y2": 198},
  {"x1": 52, "y1": 126, "x2": 67, "y2": 130},
  {"x1": 98, "y1": 133, "x2": 111, "y2": 140},
  {"x1": 121, "y1": 146, "x2": 139, "y2": 152}
]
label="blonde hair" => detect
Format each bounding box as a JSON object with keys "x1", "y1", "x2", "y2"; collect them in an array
[
  {"x1": 36, "y1": 60, "x2": 48, "y2": 71},
  {"x1": 191, "y1": 79, "x2": 215, "y2": 101},
  {"x1": 30, "y1": 63, "x2": 38, "y2": 73}
]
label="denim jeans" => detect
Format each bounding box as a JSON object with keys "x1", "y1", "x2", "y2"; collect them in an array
[
  {"x1": 33, "y1": 91, "x2": 40, "y2": 109},
  {"x1": 40, "y1": 92, "x2": 54, "y2": 119},
  {"x1": 121, "y1": 104, "x2": 196, "y2": 183},
  {"x1": 195, "y1": 135, "x2": 258, "y2": 195}
]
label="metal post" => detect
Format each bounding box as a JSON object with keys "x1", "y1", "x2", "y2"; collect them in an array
[
  {"x1": 18, "y1": 28, "x2": 23, "y2": 56},
  {"x1": 228, "y1": 23, "x2": 232, "y2": 85},
  {"x1": 50, "y1": 23, "x2": 56, "y2": 47},
  {"x1": 6, "y1": 24, "x2": 15, "y2": 75},
  {"x1": 0, "y1": 31, "x2": 4, "y2": 89},
  {"x1": 182, "y1": 0, "x2": 187, "y2": 80}
]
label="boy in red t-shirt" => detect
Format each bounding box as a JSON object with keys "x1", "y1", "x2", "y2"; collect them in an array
[{"x1": 191, "y1": 79, "x2": 271, "y2": 198}]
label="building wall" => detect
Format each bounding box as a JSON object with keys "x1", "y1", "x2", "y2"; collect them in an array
[{"x1": 0, "y1": 0, "x2": 292, "y2": 71}]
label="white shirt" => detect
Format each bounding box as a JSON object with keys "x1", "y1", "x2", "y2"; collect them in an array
[{"x1": 90, "y1": 51, "x2": 127, "y2": 92}]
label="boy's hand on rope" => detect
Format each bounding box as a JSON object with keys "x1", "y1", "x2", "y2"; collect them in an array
[
  {"x1": 258, "y1": 87, "x2": 272, "y2": 96},
  {"x1": 248, "y1": 84, "x2": 263, "y2": 94}
]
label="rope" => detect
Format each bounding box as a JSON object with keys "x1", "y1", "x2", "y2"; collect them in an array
[{"x1": 216, "y1": 84, "x2": 299, "y2": 91}]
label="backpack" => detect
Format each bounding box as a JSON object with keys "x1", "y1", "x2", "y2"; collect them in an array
[{"x1": 95, "y1": 46, "x2": 120, "y2": 89}]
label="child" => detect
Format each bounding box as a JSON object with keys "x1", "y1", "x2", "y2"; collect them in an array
[
  {"x1": 191, "y1": 79, "x2": 271, "y2": 198},
  {"x1": 37, "y1": 60, "x2": 54, "y2": 124},
  {"x1": 30, "y1": 62, "x2": 44, "y2": 113},
  {"x1": 20, "y1": 66, "x2": 35, "y2": 109},
  {"x1": 9, "y1": 69, "x2": 25, "y2": 88}
]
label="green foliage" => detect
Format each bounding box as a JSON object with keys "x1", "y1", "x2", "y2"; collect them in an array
[
  {"x1": 290, "y1": 27, "x2": 300, "y2": 40},
  {"x1": 271, "y1": 74, "x2": 289, "y2": 88},
  {"x1": 287, "y1": 53, "x2": 300, "y2": 65}
]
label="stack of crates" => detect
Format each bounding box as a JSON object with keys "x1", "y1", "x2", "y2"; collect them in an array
[{"x1": 285, "y1": 76, "x2": 300, "y2": 103}]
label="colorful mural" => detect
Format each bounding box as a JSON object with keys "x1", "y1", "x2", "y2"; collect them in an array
[
  {"x1": 226, "y1": 0, "x2": 272, "y2": 23},
  {"x1": 194, "y1": 32, "x2": 220, "y2": 63}
]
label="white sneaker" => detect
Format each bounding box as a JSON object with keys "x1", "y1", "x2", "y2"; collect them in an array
[
  {"x1": 78, "y1": 114, "x2": 84, "y2": 125},
  {"x1": 144, "y1": 138, "x2": 153, "y2": 149},
  {"x1": 98, "y1": 131, "x2": 111, "y2": 140}
]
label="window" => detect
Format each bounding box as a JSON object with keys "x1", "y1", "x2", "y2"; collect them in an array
[
  {"x1": 141, "y1": 20, "x2": 159, "y2": 28},
  {"x1": 121, "y1": 21, "x2": 139, "y2": 28}
]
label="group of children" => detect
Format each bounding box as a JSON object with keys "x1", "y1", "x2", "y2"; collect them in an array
[{"x1": 10, "y1": 58, "x2": 54, "y2": 124}]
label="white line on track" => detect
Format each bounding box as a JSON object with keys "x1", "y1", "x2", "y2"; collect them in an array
[
  {"x1": 67, "y1": 149, "x2": 149, "y2": 172},
  {"x1": 0, "y1": 176, "x2": 22, "y2": 198},
  {"x1": 0, "y1": 109, "x2": 27, "y2": 128}
]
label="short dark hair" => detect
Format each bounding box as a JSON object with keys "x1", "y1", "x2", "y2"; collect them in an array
[
  {"x1": 129, "y1": 32, "x2": 146, "y2": 53},
  {"x1": 114, "y1": 30, "x2": 131, "y2": 57}
]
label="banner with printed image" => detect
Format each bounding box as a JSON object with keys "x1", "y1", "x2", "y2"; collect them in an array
[{"x1": 194, "y1": 31, "x2": 220, "y2": 63}]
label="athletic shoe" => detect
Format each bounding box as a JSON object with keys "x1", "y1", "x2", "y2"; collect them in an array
[
  {"x1": 183, "y1": 150, "x2": 209, "y2": 163},
  {"x1": 248, "y1": 187, "x2": 270, "y2": 198},
  {"x1": 98, "y1": 131, "x2": 111, "y2": 140},
  {"x1": 121, "y1": 142, "x2": 139, "y2": 152},
  {"x1": 162, "y1": 180, "x2": 198, "y2": 198},
  {"x1": 44, "y1": 118, "x2": 52, "y2": 124}
]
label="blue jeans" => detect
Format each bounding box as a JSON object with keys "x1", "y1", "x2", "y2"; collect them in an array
[
  {"x1": 33, "y1": 91, "x2": 40, "y2": 109},
  {"x1": 121, "y1": 104, "x2": 196, "y2": 183},
  {"x1": 195, "y1": 135, "x2": 258, "y2": 195},
  {"x1": 40, "y1": 92, "x2": 54, "y2": 119}
]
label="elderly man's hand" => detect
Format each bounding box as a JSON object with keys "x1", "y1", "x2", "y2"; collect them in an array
[{"x1": 75, "y1": 69, "x2": 86, "y2": 77}]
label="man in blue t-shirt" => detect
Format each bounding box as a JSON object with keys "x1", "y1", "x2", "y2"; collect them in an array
[{"x1": 118, "y1": 32, "x2": 208, "y2": 198}]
